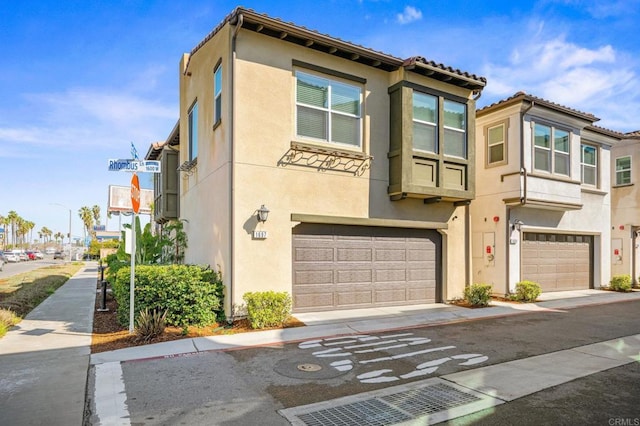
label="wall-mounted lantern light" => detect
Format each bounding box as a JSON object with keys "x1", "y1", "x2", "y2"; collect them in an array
[
  {"x1": 511, "y1": 219, "x2": 524, "y2": 232},
  {"x1": 257, "y1": 205, "x2": 270, "y2": 223}
]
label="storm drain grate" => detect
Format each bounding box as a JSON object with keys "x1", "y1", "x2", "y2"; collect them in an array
[
  {"x1": 286, "y1": 382, "x2": 482, "y2": 426},
  {"x1": 382, "y1": 382, "x2": 481, "y2": 416},
  {"x1": 298, "y1": 398, "x2": 411, "y2": 426}
]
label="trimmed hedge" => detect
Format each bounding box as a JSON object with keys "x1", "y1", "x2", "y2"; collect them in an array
[
  {"x1": 513, "y1": 280, "x2": 542, "y2": 302},
  {"x1": 243, "y1": 291, "x2": 292, "y2": 329},
  {"x1": 609, "y1": 275, "x2": 632, "y2": 292},
  {"x1": 464, "y1": 283, "x2": 492, "y2": 307},
  {"x1": 112, "y1": 265, "x2": 224, "y2": 328}
]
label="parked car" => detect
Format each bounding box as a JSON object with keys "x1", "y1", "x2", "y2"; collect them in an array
[
  {"x1": 53, "y1": 251, "x2": 65, "y2": 260},
  {"x1": 0, "y1": 252, "x2": 5, "y2": 271},
  {"x1": 45, "y1": 247, "x2": 55, "y2": 255},
  {"x1": 34, "y1": 250, "x2": 44, "y2": 259},
  {"x1": 25, "y1": 251, "x2": 36, "y2": 260},
  {"x1": 17, "y1": 251, "x2": 28, "y2": 262},
  {"x1": 4, "y1": 251, "x2": 19, "y2": 263}
]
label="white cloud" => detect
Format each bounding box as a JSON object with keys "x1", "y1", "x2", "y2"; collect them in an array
[
  {"x1": 396, "y1": 6, "x2": 422, "y2": 24},
  {"x1": 480, "y1": 26, "x2": 639, "y2": 131},
  {"x1": 0, "y1": 88, "x2": 176, "y2": 154}
]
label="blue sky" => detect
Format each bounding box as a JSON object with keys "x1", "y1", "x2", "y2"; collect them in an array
[{"x1": 1, "y1": 0, "x2": 638, "y2": 240}]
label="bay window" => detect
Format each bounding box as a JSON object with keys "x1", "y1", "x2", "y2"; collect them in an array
[{"x1": 534, "y1": 123, "x2": 570, "y2": 176}]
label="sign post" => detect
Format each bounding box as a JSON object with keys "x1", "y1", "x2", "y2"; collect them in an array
[
  {"x1": 128, "y1": 173, "x2": 141, "y2": 333},
  {"x1": 107, "y1": 143, "x2": 160, "y2": 334}
]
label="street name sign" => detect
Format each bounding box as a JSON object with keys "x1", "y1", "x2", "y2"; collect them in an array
[{"x1": 107, "y1": 159, "x2": 161, "y2": 173}]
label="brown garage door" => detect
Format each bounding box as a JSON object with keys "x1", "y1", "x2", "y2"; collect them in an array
[
  {"x1": 292, "y1": 224, "x2": 441, "y2": 312},
  {"x1": 521, "y1": 233, "x2": 593, "y2": 292}
]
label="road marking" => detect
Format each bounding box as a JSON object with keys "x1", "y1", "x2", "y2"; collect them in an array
[
  {"x1": 94, "y1": 362, "x2": 130, "y2": 426},
  {"x1": 300, "y1": 332, "x2": 488, "y2": 384}
]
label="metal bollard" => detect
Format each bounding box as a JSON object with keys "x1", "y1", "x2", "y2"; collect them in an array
[{"x1": 98, "y1": 280, "x2": 109, "y2": 311}]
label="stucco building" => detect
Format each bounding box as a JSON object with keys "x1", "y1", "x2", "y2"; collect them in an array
[
  {"x1": 610, "y1": 131, "x2": 640, "y2": 285},
  {"x1": 160, "y1": 7, "x2": 486, "y2": 317},
  {"x1": 471, "y1": 92, "x2": 620, "y2": 294}
]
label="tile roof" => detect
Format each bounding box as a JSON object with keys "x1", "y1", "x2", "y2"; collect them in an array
[
  {"x1": 478, "y1": 91, "x2": 598, "y2": 122},
  {"x1": 187, "y1": 7, "x2": 486, "y2": 90}
]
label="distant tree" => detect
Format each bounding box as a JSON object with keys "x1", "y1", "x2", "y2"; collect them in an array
[
  {"x1": 54, "y1": 231, "x2": 64, "y2": 243},
  {"x1": 78, "y1": 206, "x2": 94, "y2": 244},
  {"x1": 7, "y1": 210, "x2": 19, "y2": 246},
  {"x1": 92, "y1": 205, "x2": 101, "y2": 226}
]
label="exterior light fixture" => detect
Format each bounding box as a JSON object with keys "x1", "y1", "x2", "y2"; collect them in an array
[
  {"x1": 257, "y1": 205, "x2": 270, "y2": 223},
  {"x1": 511, "y1": 219, "x2": 524, "y2": 232}
]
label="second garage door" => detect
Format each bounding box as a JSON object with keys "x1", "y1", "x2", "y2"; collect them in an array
[
  {"x1": 292, "y1": 224, "x2": 441, "y2": 312},
  {"x1": 521, "y1": 232, "x2": 593, "y2": 292}
]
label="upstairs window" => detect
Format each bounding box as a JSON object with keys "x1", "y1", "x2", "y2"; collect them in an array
[
  {"x1": 296, "y1": 71, "x2": 361, "y2": 148},
  {"x1": 580, "y1": 144, "x2": 597, "y2": 186},
  {"x1": 486, "y1": 121, "x2": 507, "y2": 165},
  {"x1": 213, "y1": 65, "x2": 222, "y2": 125},
  {"x1": 615, "y1": 156, "x2": 632, "y2": 185},
  {"x1": 188, "y1": 101, "x2": 198, "y2": 161},
  {"x1": 412, "y1": 92, "x2": 467, "y2": 159},
  {"x1": 534, "y1": 123, "x2": 570, "y2": 176},
  {"x1": 413, "y1": 92, "x2": 437, "y2": 153},
  {"x1": 443, "y1": 100, "x2": 466, "y2": 158}
]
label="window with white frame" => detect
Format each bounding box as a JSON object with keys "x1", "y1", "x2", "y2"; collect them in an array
[
  {"x1": 296, "y1": 71, "x2": 361, "y2": 148},
  {"x1": 486, "y1": 121, "x2": 507, "y2": 165},
  {"x1": 188, "y1": 101, "x2": 198, "y2": 161},
  {"x1": 615, "y1": 156, "x2": 632, "y2": 185},
  {"x1": 580, "y1": 144, "x2": 597, "y2": 186},
  {"x1": 413, "y1": 92, "x2": 437, "y2": 153},
  {"x1": 412, "y1": 92, "x2": 467, "y2": 158},
  {"x1": 443, "y1": 100, "x2": 466, "y2": 158},
  {"x1": 213, "y1": 65, "x2": 222, "y2": 125},
  {"x1": 534, "y1": 123, "x2": 570, "y2": 176}
]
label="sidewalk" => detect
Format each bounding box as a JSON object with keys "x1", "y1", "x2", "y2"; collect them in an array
[
  {"x1": 2, "y1": 263, "x2": 640, "y2": 425},
  {"x1": 0, "y1": 262, "x2": 98, "y2": 426}
]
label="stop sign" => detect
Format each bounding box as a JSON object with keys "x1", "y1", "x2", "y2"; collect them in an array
[{"x1": 131, "y1": 173, "x2": 141, "y2": 214}]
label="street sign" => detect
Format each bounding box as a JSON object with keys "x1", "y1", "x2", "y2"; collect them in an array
[
  {"x1": 107, "y1": 159, "x2": 161, "y2": 173},
  {"x1": 131, "y1": 174, "x2": 141, "y2": 214}
]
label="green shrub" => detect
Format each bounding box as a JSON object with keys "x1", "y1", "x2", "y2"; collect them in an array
[
  {"x1": 0, "y1": 308, "x2": 19, "y2": 338},
  {"x1": 463, "y1": 283, "x2": 492, "y2": 307},
  {"x1": 135, "y1": 308, "x2": 167, "y2": 343},
  {"x1": 609, "y1": 275, "x2": 632, "y2": 292},
  {"x1": 243, "y1": 291, "x2": 292, "y2": 329},
  {"x1": 512, "y1": 280, "x2": 542, "y2": 302},
  {"x1": 112, "y1": 264, "x2": 224, "y2": 328}
]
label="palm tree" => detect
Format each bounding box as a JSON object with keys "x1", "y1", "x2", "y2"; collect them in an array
[
  {"x1": 0, "y1": 214, "x2": 6, "y2": 249},
  {"x1": 92, "y1": 205, "x2": 101, "y2": 226},
  {"x1": 7, "y1": 210, "x2": 19, "y2": 247},
  {"x1": 25, "y1": 220, "x2": 35, "y2": 246},
  {"x1": 16, "y1": 217, "x2": 26, "y2": 246},
  {"x1": 40, "y1": 226, "x2": 52, "y2": 243},
  {"x1": 78, "y1": 206, "x2": 94, "y2": 245},
  {"x1": 54, "y1": 231, "x2": 64, "y2": 244}
]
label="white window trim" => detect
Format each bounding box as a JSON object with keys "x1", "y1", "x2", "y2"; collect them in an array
[
  {"x1": 295, "y1": 70, "x2": 363, "y2": 150},
  {"x1": 532, "y1": 122, "x2": 571, "y2": 177},
  {"x1": 213, "y1": 64, "x2": 222, "y2": 127},
  {"x1": 580, "y1": 143, "x2": 598, "y2": 187}
]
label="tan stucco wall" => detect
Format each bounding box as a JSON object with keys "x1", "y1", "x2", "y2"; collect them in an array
[{"x1": 180, "y1": 25, "x2": 476, "y2": 315}]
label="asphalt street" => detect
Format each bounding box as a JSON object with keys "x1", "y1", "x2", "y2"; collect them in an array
[{"x1": 87, "y1": 299, "x2": 640, "y2": 425}]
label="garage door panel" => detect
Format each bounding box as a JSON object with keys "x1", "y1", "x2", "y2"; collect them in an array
[
  {"x1": 336, "y1": 290, "x2": 373, "y2": 307},
  {"x1": 336, "y1": 269, "x2": 373, "y2": 284},
  {"x1": 293, "y1": 224, "x2": 440, "y2": 312},
  {"x1": 522, "y1": 233, "x2": 592, "y2": 292},
  {"x1": 294, "y1": 247, "x2": 334, "y2": 262},
  {"x1": 294, "y1": 293, "x2": 334, "y2": 310},
  {"x1": 294, "y1": 270, "x2": 334, "y2": 285},
  {"x1": 336, "y1": 248, "x2": 372, "y2": 262}
]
